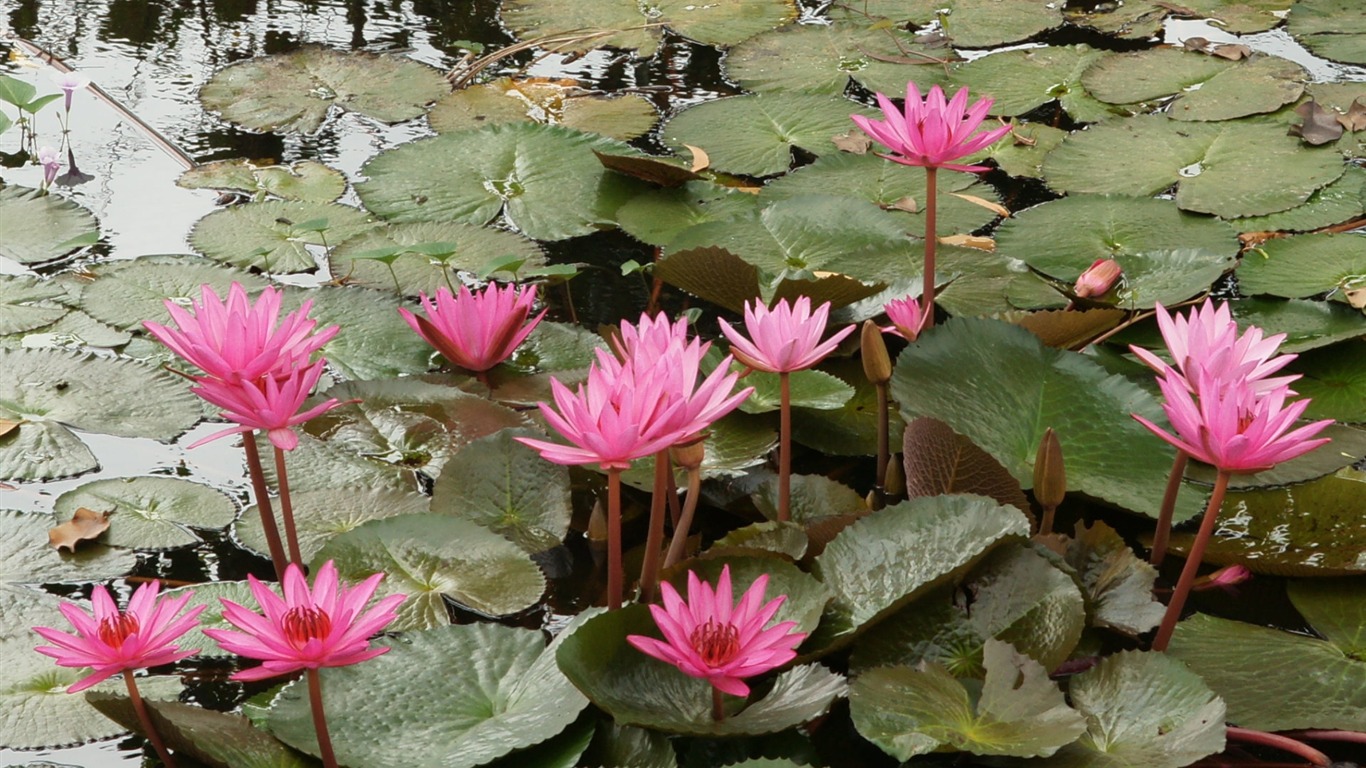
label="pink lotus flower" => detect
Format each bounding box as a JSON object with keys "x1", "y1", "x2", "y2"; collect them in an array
[
  {"x1": 189, "y1": 360, "x2": 345, "y2": 451},
  {"x1": 882, "y1": 295, "x2": 928, "y2": 341},
  {"x1": 1073, "y1": 258, "x2": 1122, "y2": 299},
  {"x1": 33, "y1": 582, "x2": 206, "y2": 693},
  {"x1": 610, "y1": 312, "x2": 690, "y2": 363},
  {"x1": 851, "y1": 83, "x2": 1011, "y2": 173},
  {"x1": 719, "y1": 297, "x2": 855, "y2": 374},
  {"x1": 1130, "y1": 300, "x2": 1296, "y2": 394},
  {"x1": 1133, "y1": 368, "x2": 1331, "y2": 474},
  {"x1": 399, "y1": 283, "x2": 545, "y2": 374},
  {"x1": 144, "y1": 283, "x2": 338, "y2": 385},
  {"x1": 203, "y1": 561, "x2": 403, "y2": 682},
  {"x1": 627, "y1": 565, "x2": 805, "y2": 697}
]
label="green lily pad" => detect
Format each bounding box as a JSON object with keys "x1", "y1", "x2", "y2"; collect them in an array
[
  {"x1": 556, "y1": 605, "x2": 845, "y2": 736},
  {"x1": 282, "y1": 286, "x2": 433, "y2": 380},
  {"x1": 1081, "y1": 47, "x2": 1233, "y2": 105},
  {"x1": 501, "y1": 0, "x2": 797, "y2": 58},
  {"x1": 1169, "y1": 608, "x2": 1366, "y2": 731},
  {"x1": 0, "y1": 585, "x2": 67, "y2": 643},
  {"x1": 1232, "y1": 166, "x2": 1366, "y2": 233},
  {"x1": 52, "y1": 476, "x2": 236, "y2": 551},
  {"x1": 724, "y1": 22, "x2": 956, "y2": 97},
  {"x1": 1228, "y1": 297, "x2": 1366, "y2": 353},
  {"x1": 160, "y1": 580, "x2": 262, "y2": 658},
  {"x1": 6, "y1": 310, "x2": 132, "y2": 351},
  {"x1": 753, "y1": 473, "x2": 867, "y2": 527},
  {"x1": 995, "y1": 195, "x2": 1237, "y2": 309},
  {"x1": 1285, "y1": 340, "x2": 1366, "y2": 423},
  {"x1": 739, "y1": 368, "x2": 854, "y2": 414},
  {"x1": 1069, "y1": 0, "x2": 1291, "y2": 37},
  {"x1": 0, "y1": 276, "x2": 67, "y2": 335},
  {"x1": 328, "y1": 221, "x2": 544, "y2": 295},
  {"x1": 357, "y1": 123, "x2": 650, "y2": 241},
  {"x1": 429, "y1": 78, "x2": 656, "y2": 140},
  {"x1": 1239, "y1": 232, "x2": 1366, "y2": 299},
  {"x1": 87, "y1": 695, "x2": 318, "y2": 768},
  {"x1": 1040, "y1": 521, "x2": 1165, "y2": 637},
  {"x1": 430, "y1": 427, "x2": 572, "y2": 555},
  {"x1": 661, "y1": 94, "x2": 876, "y2": 177},
  {"x1": 951, "y1": 45, "x2": 1112, "y2": 123},
  {"x1": 76, "y1": 255, "x2": 270, "y2": 331},
  {"x1": 190, "y1": 200, "x2": 376, "y2": 273},
  {"x1": 269, "y1": 623, "x2": 587, "y2": 768},
  {"x1": 1042, "y1": 115, "x2": 1347, "y2": 218},
  {"x1": 0, "y1": 187, "x2": 99, "y2": 266},
  {"x1": 235, "y1": 487, "x2": 429, "y2": 564},
  {"x1": 1047, "y1": 650, "x2": 1225, "y2": 768},
  {"x1": 711, "y1": 521, "x2": 809, "y2": 561},
  {"x1": 809, "y1": 494, "x2": 1030, "y2": 650},
  {"x1": 1164, "y1": 56, "x2": 1306, "y2": 122},
  {"x1": 836, "y1": 0, "x2": 1062, "y2": 48},
  {"x1": 177, "y1": 159, "x2": 346, "y2": 203},
  {"x1": 1084, "y1": 50, "x2": 1305, "y2": 122},
  {"x1": 1288, "y1": 0, "x2": 1366, "y2": 66},
  {"x1": 964, "y1": 120, "x2": 1067, "y2": 179},
  {"x1": 199, "y1": 45, "x2": 449, "y2": 134},
  {"x1": 250, "y1": 431, "x2": 416, "y2": 496},
  {"x1": 581, "y1": 721, "x2": 676, "y2": 768},
  {"x1": 850, "y1": 639, "x2": 1086, "y2": 761},
  {"x1": 314, "y1": 513, "x2": 546, "y2": 630},
  {"x1": 1165, "y1": 468, "x2": 1366, "y2": 576},
  {"x1": 0, "y1": 509, "x2": 135, "y2": 584},
  {"x1": 615, "y1": 182, "x2": 763, "y2": 248},
  {"x1": 891, "y1": 317, "x2": 1204, "y2": 520}
]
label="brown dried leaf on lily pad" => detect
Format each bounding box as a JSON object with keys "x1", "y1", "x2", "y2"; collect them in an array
[
  {"x1": 683, "y1": 144, "x2": 710, "y2": 173},
  {"x1": 1017, "y1": 308, "x2": 1127, "y2": 350},
  {"x1": 1290, "y1": 100, "x2": 1345, "y2": 146},
  {"x1": 1340, "y1": 98, "x2": 1366, "y2": 132},
  {"x1": 48, "y1": 507, "x2": 111, "y2": 552},
  {"x1": 902, "y1": 417, "x2": 1030, "y2": 515},
  {"x1": 0, "y1": 419, "x2": 20, "y2": 438},
  {"x1": 939, "y1": 234, "x2": 995, "y2": 251},
  {"x1": 831, "y1": 129, "x2": 872, "y2": 154}
]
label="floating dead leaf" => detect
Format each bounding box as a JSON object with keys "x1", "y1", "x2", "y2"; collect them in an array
[
  {"x1": 889, "y1": 196, "x2": 919, "y2": 213},
  {"x1": 949, "y1": 192, "x2": 1011, "y2": 217},
  {"x1": 1016, "y1": 308, "x2": 1127, "y2": 350},
  {"x1": 0, "y1": 419, "x2": 20, "y2": 438},
  {"x1": 592, "y1": 150, "x2": 700, "y2": 187},
  {"x1": 902, "y1": 417, "x2": 1029, "y2": 514},
  {"x1": 938, "y1": 234, "x2": 995, "y2": 251},
  {"x1": 831, "y1": 129, "x2": 872, "y2": 154},
  {"x1": 1345, "y1": 287, "x2": 1366, "y2": 309},
  {"x1": 1340, "y1": 98, "x2": 1366, "y2": 132},
  {"x1": 1183, "y1": 36, "x2": 1211, "y2": 52},
  {"x1": 48, "y1": 507, "x2": 111, "y2": 552},
  {"x1": 1290, "y1": 100, "x2": 1344, "y2": 146},
  {"x1": 1211, "y1": 43, "x2": 1252, "y2": 61},
  {"x1": 683, "y1": 143, "x2": 710, "y2": 173}
]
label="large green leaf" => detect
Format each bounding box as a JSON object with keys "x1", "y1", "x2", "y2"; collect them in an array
[
  {"x1": 1081, "y1": 48, "x2": 1232, "y2": 105},
  {"x1": 199, "y1": 45, "x2": 449, "y2": 134},
  {"x1": 1048, "y1": 651, "x2": 1225, "y2": 768},
  {"x1": 1238, "y1": 232, "x2": 1366, "y2": 299},
  {"x1": 329, "y1": 221, "x2": 544, "y2": 296},
  {"x1": 739, "y1": 368, "x2": 854, "y2": 414},
  {"x1": 836, "y1": 0, "x2": 1062, "y2": 48},
  {"x1": 890, "y1": 317, "x2": 1203, "y2": 519},
  {"x1": 177, "y1": 159, "x2": 346, "y2": 203},
  {"x1": 1068, "y1": 0, "x2": 1291, "y2": 37},
  {"x1": 53, "y1": 476, "x2": 236, "y2": 550},
  {"x1": 1040, "y1": 521, "x2": 1164, "y2": 637},
  {"x1": 951, "y1": 45, "x2": 1112, "y2": 122},
  {"x1": 88, "y1": 695, "x2": 318, "y2": 768},
  {"x1": 284, "y1": 286, "x2": 434, "y2": 379},
  {"x1": 1232, "y1": 166, "x2": 1366, "y2": 234},
  {"x1": 0, "y1": 509, "x2": 135, "y2": 584},
  {"x1": 429, "y1": 78, "x2": 657, "y2": 140},
  {"x1": 357, "y1": 123, "x2": 650, "y2": 241},
  {"x1": 1042, "y1": 115, "x2": 1347, "y2": 218},
  {"x1": 850, "y1": 640, "x2": 1085, "y2": 760},
  {"x1": 235, "y1": 487, "x2": 429, "y2": 564},
  {"x1": 1084, "y1": 50, "x2": 1304, "y2": 121},
  {"x1": 995, "y1": 195, "x2": 1237, "y2": 308},
  {"x1": 1229, "y1": 297, "x2": 1366, "y2": 353},
  {"x1": 1287, "y1": 0, "x2": 1366, "y2": 65},
  {"x1": 1286, "y1": 340, "x2": 1366, "y2": 422},
  {"x1": 314, "y1": 513, "x2": 546, "y2": 630},
  {"x1": 0, "y1": 276, "x2": 67, "y2": 335},
  {"x1": 0, "y1": 186, "x2": 99, "y2": 266},
  {"x1": 501, "y1": 0, "x2": 796, "y2": 57},
  {"x1": 269, "y1": 624, "x2": 587, "y2": 768},
  {"x1": 190, "y1": 200, "x2": 376, "y2": 273},
  {"x1": 615, "y1": 182, "x2": 763, "y2": 248},
  {"x1": 556, "y1": 605, "x2": 845, "y2": 736},
  {"x1": 76, "y1": 255, "x2": 270, "y2": 332}
]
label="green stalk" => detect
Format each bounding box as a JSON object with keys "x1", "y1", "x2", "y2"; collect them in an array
[{"x1": 1152, "y1": 469, "x2": 1230, "y2": 652}]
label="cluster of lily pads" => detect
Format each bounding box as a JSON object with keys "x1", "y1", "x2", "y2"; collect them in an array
[{"x1": 2, "y1": 0, "x2": 1365, "y2": 765}]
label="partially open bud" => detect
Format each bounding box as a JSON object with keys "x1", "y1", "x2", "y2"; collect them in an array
[
  {"x1": 1073, "y1": 258, "x2": 1122, "y2": 299},
  {"x1": 1033, "y1": 428, "x2": 1066, "y2": 510},
  {"x1": 861, "y1": 320, "x2": 893, "y2": 385},
  {"x1": 1193, "y1": 564, "x2": 1252, "y2": 592},
  {"x1": 883, "y1": 295, "x2": 926, "y2": 341},
  {"x1": 671, "y1": 436, "x2": 707, "y2": 471}
]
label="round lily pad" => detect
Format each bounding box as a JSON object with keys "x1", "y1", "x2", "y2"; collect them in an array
[
  {"x1": 314, "y1": 513, "x2": 547, "y2": 630},
  {"x1": 1287, "y1": 0, "x2": 1366, "y2": 66},
  {"x1": 177, "y1": 159, "x2": 347, "y2": 202},
  {"x1": 615, "y1": 181, "x2": 763, "y2": 248},
  {"x1": 329, "y1": 221, "x2": 544, "y2": 295},
  {"x1": 738, "y1": 368, "x2": 854, "y2": 414},
  {"x1": 77, "y1": 255, "x2": 269, "y2": 332},
  {"x1": 5, "y1": 310, "x2": 132, "y2": 352},
  {"x1": 710, "y1": 521, "x2": 809, "y2": 561},
  {"x1": 839, "y1": 0, "x2": 1062, "y2": 48},
  {"x1": 1229, "y1": 297, "x2": 1366, "y2": 353},
  {"x1": 0, "y1": 509, "x2": 135, "y2": 585},
  {"x1": 1238, "y1": 232, "x2": 1366, "y2": 299},
  {"x1": 995, "y1": 195, "x2": 1237, "y2": 308},
  {"x1": 190, "y1": 200, "x2": 376, "y2": 273},
  {"x1": 199, "y1": 45, "x2": 449, "y2": 134},
  {"x1": 356, "y1": 123, "x2": 651, "y2": 241},
  {"x1": 0, "y1": 276, "x2": 67, "y2": 336},
  {"x1": 965, "y1": 120, "x2": 1067, "y2": 179},
  {"x1": 501, "y1": 0, "x2": 797, "y2": 58},
  {"x1": 268, "y1": 624, "x2": 587, "y2": 768},
  {"x1": 1085, "y1": 50, "x2": 1305, "y2": 122},
  {"x1": 1285, "y1": 340, "x2": 1366, "y2": 422},
  {"x1": 235, "y1": 487, "x2": 429, "y2": 563},
  {"x1": 53, "y1": 476, "x2": 236, "y2": 551},
  {"x1": 1232, "y1": 166, "x2": 1366, "y2": 234},
  {"x1": 429, "y1": 78, "x2": 657, "y2": 140},
  {"x1": 0, "y1": 186, "x2": 100, "y2": 266},
  {"x1": 282, "y1": 285, "x2": 433, "y2": 380},
  {"x1": 1081, "y1": 48, "x2": 1232, "y2": 106},
  {"x1": 1040, "y1": 521, "x2": 1164, "y2": 637},
  {"x1": 951, "y1": 45, "x2": 1112, "y2": 123}
]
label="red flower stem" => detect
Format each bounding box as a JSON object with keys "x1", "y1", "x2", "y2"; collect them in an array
[
  {"x1": 243, "y1": 433, "x2": 287, "y2": 580},
  {"x1": 875, "y1": 381, "x2": 889, "y2": 501},
  {"x1": 639, "y1": 450, "x2": 670, "y2": 602},
  {"x1": 307, "y1": 668, "x2": 340, "y2": 768},
  {"x1": 664, "y1": 466, "x2": 702, "y2": 570},
  {"x1": 1150, "y1": 450, "x2": 1190, "y2": 566},
  {"x1": 607, "y1": 469, "x2": 623, "y2": 610},
  {"x1": 711, "y1": 686, "x2": 725, "y2": 722},
  {"x1": 273, "y1": 446, "x2": 304, "y2": 566},
  {"x1": 123, "y1": 670, "x2": 177, "y2": 768},
  {"x1": 1226, "y1": 727, "x2": 1331, "y2": 767},
  {"x1": 1287, "y1": 730, "x2": 1366, "y2": 745},
  {"x1": 666, "y1": 467, "x2": 683, "y2": 529},
  {"x1": 922, "y1": 166, "x2": 938, "y2": 330},
  {"x1": 779, "y1": 372, "x2": 792, "y2": 523},
  {"x1": 1152, "y1": 469, "x2": 1230, "y2": 652}
]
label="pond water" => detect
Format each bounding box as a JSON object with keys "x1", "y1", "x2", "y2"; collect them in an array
[{"x1": 2, "y1": 0, "x2": 1365, "y2": 766}]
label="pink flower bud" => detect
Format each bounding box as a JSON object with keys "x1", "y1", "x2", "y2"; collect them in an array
[{"x1": 1073, "y1": 258, "x2": 1122, "y2": 298}]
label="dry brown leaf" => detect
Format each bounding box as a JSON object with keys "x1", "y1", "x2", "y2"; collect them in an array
[
  {"x1": 1211, "y1": 43, "x2": 1252, "y2": 60},
  {"x1": 49, "y1": 507, "x2": 111, "y2": 552},
  {"x1": 889, "y1": 196, "x2": 919, "y2": 213},
  {"x1": 1344, "y1": 287, "x2": 1366, "y2": 309},
  {"x1": 683, "y1": 143, "x2": 710, "y2": 173},
  {"x1": 1290, "y1": 100, "x2": 1345, "y2": 146},
  {"x1": 0, "y1": 419, "x2": 20, "y2": 438},
  {"x1": 1339, "y1": 97, "x2": 1366, "y2": 132},
  {"x1": 902, "y1": 417, "x2": 1030, "y2": 515},
  {"x1": 1182, "y1": 36, "x2": 1212, "y2": 53},
  {"x1": 1017, "y1": 308, "x2": 1127, "y2": 349},
  {"x1": 938, "y1": 234, "x2": 995, "y2": 251},
  {"x1": 949, "y1": 192, "x2": 1010, "y2": 217},
  {"x1": 831, "y1": 129, "x2": 872, "y2": 154}
]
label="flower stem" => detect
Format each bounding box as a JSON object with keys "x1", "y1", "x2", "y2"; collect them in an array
[
  {"x1": 273, "y1": 446, "x2": 303, "y2": 566},
  {"x1": 1287, "y1": 730, "x2": 1366, "y2": 746},
  {"x1": 874, "y1": 380, "x2": 890, "y2": 504},
  {"x1": 639, "y1": 450, "x2": 670, "y2": 602},
  {"x1": 711, "y1": 686, "x2": 725, "y2": 722},
  {"x1": 1039, "y1": 504, "x2": 1057, "y2": 536},
  {"x1": 1226, "y1": 726, "x2": 1331, "y2": 767},
  {"x1": 778, "y1": 372, "x2": 792, "y2": 523},
  {"x1": 1152, "y1": 469, "x2": 1230, "y2": 652},
  {"x1": 922, "y1": 166, "x2": 938, "y2": 330},
  {"x1": 307, "y1": 668, "x2": 339, "y2": 768},
  {"x1": 123, "y1": 670, "x2": 177, "y2": 768},
  {"x1": 607, "y1": 469, "x2": 623, "y2": 610},
  {"x1": 1149, "y1": 451, "x2": 1190, "y2": 566},
  {"x1": 243, "y1": 433, "x2": 287, "y2": 580},
  {"x1": 664, "y1": 466, "x2": 702, "y2": 570}
]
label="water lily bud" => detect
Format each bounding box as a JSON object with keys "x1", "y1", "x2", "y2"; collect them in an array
[
  {"x1": 861, "y1": 320, "x2": 893, "y2": 385},
  {"x1": 587, "y1": 497, "x2": 608, "y2": 545},
  {"x1": 884, "y1": 453, "x2": 905, "y2": 496},
  {"x1": 865, "y1": 488, "x2": 884, "y2": 511},
  {"x1": 671, "y1": 436, "x2": 707, "y2": 471},
  {"x1": 1073, "y1": 258, "x2": 1122, "y2": 299},
  {"x1": 1033, "y1": 428, "x2": 1066, "y2": 510},
  {"x1": 1193, "y1": 564, "x2": 1252, "y2": 592}
]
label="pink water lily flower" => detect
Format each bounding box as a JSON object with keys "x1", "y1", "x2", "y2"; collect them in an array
[
  {"x1": 143, "y1": 283, "x2": 338, "y2": 384},
  {"x1": 203, "y1": 561, "x2": 403, "y2": 682},
  {"x1": 628, "y1": 565, "x2": 805, "y2": 698},
  {"x1": 189, "y1": 360, "x2": 345, "y2": 451},
  {"x1": 33, "y1": 582, "x2": 206, "y2": 693},
  {"x1": 399, "y1": 283, "x2": 545, "y2": 374},
  {"x1": 851, "y1": 83, "x2": 1011, "y2": 173},
  {"x1": 719, "y1": 297, "x2": 855, "y2": 374},
  {"x1": 1073, "y1": 258, "x2": 1123, "y2": 299},
  {"x1": 882, "y1": 295, "x2": 928, "y2": 341},
  {"x1": 1130, "y1": 300, "x2": 1296, "y2": 394}
]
